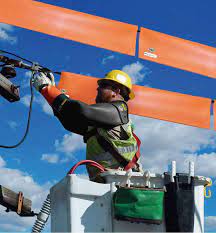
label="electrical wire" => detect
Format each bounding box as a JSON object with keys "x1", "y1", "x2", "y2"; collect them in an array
[
  {"x1": 0, "y1": 50, "x2": 62, "y2": 148},
  {"x1": 0, "y1": 50, "x2": 61, "y2": 75},
  {"x1": 0, "y1": 50, "x2": 33, "y2": 64},
  {"x1": 0, "y1": 72, "x2": 35, "y2": 148}
]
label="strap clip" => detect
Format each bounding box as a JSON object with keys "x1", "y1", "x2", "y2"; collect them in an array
[{"x1": 204, "y1": 179, "x2": 212, "y2": 198}]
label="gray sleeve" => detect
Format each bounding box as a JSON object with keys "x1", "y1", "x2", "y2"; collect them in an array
[{"x1": 52, "y1": 94, "x2": 129, "y2": 134}]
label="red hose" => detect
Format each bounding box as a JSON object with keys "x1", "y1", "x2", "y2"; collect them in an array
[{"x1": 67, "y1": 160, "x2": 105, "y2": 174}]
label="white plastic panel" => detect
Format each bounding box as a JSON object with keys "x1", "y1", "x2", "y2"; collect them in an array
[
  {"x1": 50, "y1": 175, "x2": 113, "y2": 232},
  {"x1": 50, "y1": 172, "x2": 208, "y2": 232},
  {"x1": 194, "y1": 185, "x2": 205, "y2": 233}
]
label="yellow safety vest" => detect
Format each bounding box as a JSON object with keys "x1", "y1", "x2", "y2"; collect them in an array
[{"x1": 85, "y1": 121, "x2": 138, "y2": 180}]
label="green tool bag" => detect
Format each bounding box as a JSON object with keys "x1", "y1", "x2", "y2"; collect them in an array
[{"x1": 113, "y1": 187, "x2": 164, "y2": 224}]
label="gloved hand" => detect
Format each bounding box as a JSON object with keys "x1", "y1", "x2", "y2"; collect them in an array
[{"x1": 32, "y1": 72, "x2": 55, "y2": 92}]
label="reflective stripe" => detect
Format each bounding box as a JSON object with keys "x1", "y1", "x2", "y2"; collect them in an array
[
  {"x1": 117, "y1": 144, "x2": 138, "y2": 154},
  {"x1": 89, "y1": 151, "x2": 113, "y2": 164},
  {"x1": 86, "y1": 120, "x2": 138, "y2": 173},
  {"x1": 96, "y1": 151, "x2": 120, "y2": 167}
]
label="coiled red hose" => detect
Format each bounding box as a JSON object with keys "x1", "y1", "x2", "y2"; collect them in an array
[{"x1": 67, "y1": 160, "x2": 105, "y2": 174}]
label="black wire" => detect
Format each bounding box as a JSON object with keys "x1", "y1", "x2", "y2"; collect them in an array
[
  {"x1": 0, "y1": 50, "x2": 62, "y2": 149},
  {"x1": 0, "y1": 49, "x2": 62, "y2": 75},
  {"x1": 53, "y1": 71, "x2": 61, "y2": 75},
  {"x1": 0, "y1": 50, "x2": 33, "y2": 64},
  {"x1": 0, "y1": 72, "x2": 34, "y2": 148}
]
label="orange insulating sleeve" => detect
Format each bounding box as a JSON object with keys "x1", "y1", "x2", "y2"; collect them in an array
[
  {"x1": 139, "y1": 27, "x2": 216, "y2": 78},
  {"x1": 0, "y1": 1, "x2": 137, "y2": 56},
  {"x1": 41, "y1": 85, "x2": 62, "y2": 105},
  {"x1": 57, "y1": 72, "x2": 211, "y2": 129}
]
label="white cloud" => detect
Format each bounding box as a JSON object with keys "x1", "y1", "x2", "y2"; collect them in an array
[
  {"x1": 7, "y1": 121, "x2": 18, "y2": 130},
  {"x1": 40, "y1": 129, "x2": 86, "y2": 166},
  {"x1": 182, "y1": 153, "x2": 216, "y2": 177},
  {"x1": 59, "y1": 157, "x2": 70, "y2": 163},
  {"x1": 54, "y1": 133, "x2": 85, "y2": 163},
  {"x1": 25, "y1": 71, "x2": 32, "y2": 78},
  {"x1": 0, "y1": 156, "x2": 52, "y2": 231},
  {"x1": 102, "y1": 54, "x2": 115, "y2": 64},
  {"x1": 0, "y1": 213, "x2": 28, "y2": 232},
  {"x1": 55, "y1": 133, "x2": 85, "y2": 155},
  {"x1": 131, "y1": 115, "x2": 216, "y2": 176},
  {"x1": 0, "y1": 23, "x2": 14, "y2": 32},
  {"x1": 20, "y1": 94, "x2": 31, "y2": 107},
  {"x1": 41, "y1": 153, "x2": 59, "y2": 164},
  {"x1": 122, "y1": 61, "x2": 151, "y2": 84},
  {"x1": 20, "y1": 71, "x2": 32, "y2": 89},
  {"x1": 35, "y1": 95, "x2": 54, "y2": 116},
  {"x1": 21, "y1": 94, "x2": 53, "y2": 116},
  {"x1": 205, "y1": 216, "x2": 216, "y2": 231},
  {"x1": 0, "y1": 23, "x2": 17, "y2": 44},
  {"x1": 41, "y1": 112, "x2": 216, "y2": 177},
  {"x1": 0, "y1": 156, "x2": 6, "y2": 167}
]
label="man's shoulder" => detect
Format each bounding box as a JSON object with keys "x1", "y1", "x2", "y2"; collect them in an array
[
  {"x1": 111, "y1": 101, "x2": 128, "y2": 124},
  {"x1": 111, "y1": 100, "x2": 128, "y2": 112}
]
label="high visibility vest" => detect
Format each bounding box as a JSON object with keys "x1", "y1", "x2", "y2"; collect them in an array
[{"x1": 85, "y1": 121, "x2": 138, "y2": 179}]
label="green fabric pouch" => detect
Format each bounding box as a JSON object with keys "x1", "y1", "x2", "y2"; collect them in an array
[{"x1": 113, "y1": 187, "x2": 164, "y2": 224}]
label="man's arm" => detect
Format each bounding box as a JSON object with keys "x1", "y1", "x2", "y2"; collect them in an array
[{"x1": 41, "y1": 86, "x2": 129, "y2": 135}]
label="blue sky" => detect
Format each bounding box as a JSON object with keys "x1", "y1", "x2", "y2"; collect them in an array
[{"x1": 0, "y1": 0, "x2": 216, "y2": 231}]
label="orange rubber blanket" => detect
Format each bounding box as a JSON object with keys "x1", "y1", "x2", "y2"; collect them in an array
[
  {"x1": 0, "y1": 1, "x2": 137, "y2": 56},
  {"x1": 1, "y1": 1, "x2": 216, "y2": 78},
  {"x1": 58, "y1": 72, "x2": 211, "y2": 129},
  {"x1": 139, "y1": 28, "x2": 216, "y2": 78}
]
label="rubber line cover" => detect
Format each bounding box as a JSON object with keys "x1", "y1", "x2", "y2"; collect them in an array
[
  {"x1": 58, "y1": 72, "x2": 211, "y2": 129},
  {"x1": 0, "y1": 1, "x2": 137, "y2": 55},
  {"x1": 139, "y1": 27, "x2": 216, "y2": 78}
]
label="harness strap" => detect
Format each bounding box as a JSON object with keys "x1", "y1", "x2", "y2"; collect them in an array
[
  {"x1": 84, "y1": 129, "x2": 141, "y2": 170},
  {"x1": 95, "y1": 133, "x2": 129, "y2": 167},
  {"x1": 83, "y1": 128, "x2": 98, "y2": 143},
  {"x1": 124, "y1": 132, "x2": 141, "y2": 170}
]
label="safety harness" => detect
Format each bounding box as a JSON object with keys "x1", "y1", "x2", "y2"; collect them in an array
[{"x1": 84, "y1": 129, "x2": 141, "y2": 171}]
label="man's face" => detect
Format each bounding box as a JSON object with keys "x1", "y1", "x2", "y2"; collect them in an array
[{"x1": 95, "y1": 80, "x2": 119, "y2": 103}]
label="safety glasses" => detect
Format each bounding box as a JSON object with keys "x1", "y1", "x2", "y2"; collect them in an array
[{"x1": 98, "y1": 81, "x2": 119, "y2": 91}]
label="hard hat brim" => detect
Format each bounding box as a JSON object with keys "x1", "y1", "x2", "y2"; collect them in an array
[
  {"x1": 97, "y1": 78, "x2": 135, "y2": 100},
  {"x1": 129, "y1": 90, "x2": 135, "y2": 100}
]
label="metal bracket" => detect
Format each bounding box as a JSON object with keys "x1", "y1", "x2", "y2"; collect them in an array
[{"x1": 17, "y1": 192, "x2": 23, "y2": 215}]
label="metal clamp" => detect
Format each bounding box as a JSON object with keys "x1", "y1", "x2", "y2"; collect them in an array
[{"x1": 17, "y1": 192, "x2": 23, "y2": 215}]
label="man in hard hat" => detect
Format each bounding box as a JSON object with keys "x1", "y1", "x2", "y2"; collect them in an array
[{"x1": 33, "y1": 70, "x2": 141, "y2": 182}]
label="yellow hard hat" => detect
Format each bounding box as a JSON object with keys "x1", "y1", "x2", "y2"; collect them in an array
[{"x1": 98, "y1": 70, "x2": 135, "y2": 100}]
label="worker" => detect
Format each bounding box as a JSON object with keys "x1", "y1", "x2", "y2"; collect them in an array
[{"x1": 32, "y1": 70, "x2": 142, "y2": 182}]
